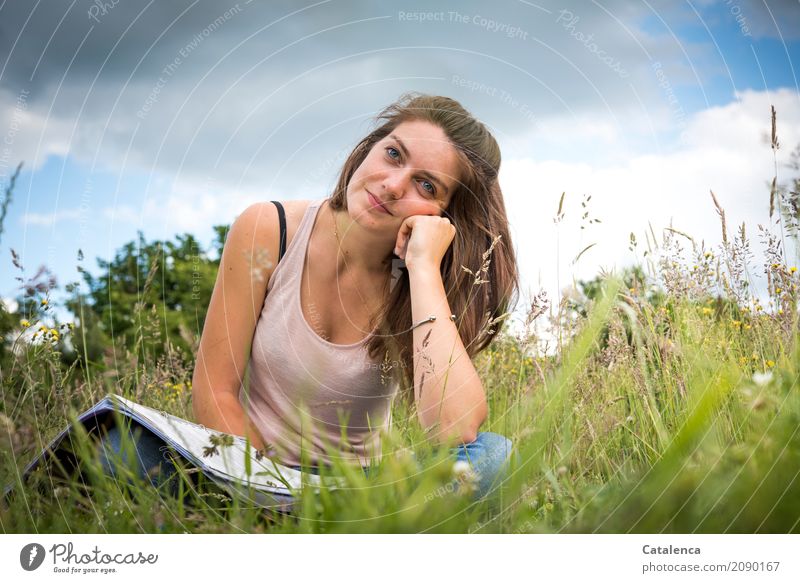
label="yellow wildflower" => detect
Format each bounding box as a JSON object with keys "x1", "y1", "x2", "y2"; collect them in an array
[
  {"x1": 790, "y1": 266, "x2": 797, "y2": 274},
  {"x1": 775, "y1": 287, "x2": 782, "y2": 294},
  {"x1": 21, "y1": 319, "x2": 31, "y2": 328},
  {"x1": 40, "y1": 299, "x2": 48, "y2": 306},
  {"x1": 766, "y1": 360, "x2": 775, "y2": 368},
  {"x1": 702, "y1": 307, "x2": 713, "y2": 316}
]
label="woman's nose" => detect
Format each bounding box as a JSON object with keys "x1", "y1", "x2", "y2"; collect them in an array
[{"x1": 382, "y1": 168, "x2": 412, "y2": 199}]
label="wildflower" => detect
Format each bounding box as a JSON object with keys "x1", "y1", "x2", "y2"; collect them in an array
[
  {"x1": 20, "y1": 319, "x2": 31, "y2": 328},
  {"x1": 738, "y1": 356, "x2": 747, "y2": 366},
  {"x1": 702, "y1": 307, "x2": 713, "y2": 316},
  {"x1": 731, "y1": 320, "x2": 741, "y2": 327},
  {"x1": 778, "y1": 309, "x2": 784, "y2": 315},
  {"x1": 791, "y1": 266, "x2": 797, "y2": 274},
  {"x1": 704, "y1": 251, "x2": 712, "y2": 258},
  {"x1": 203, "y1": 433, "x2": 234, "y2": 457},
  {"x1": 766, "y1": 360, "x2": 775, "y2": 368},
  {"x1": 752, "y1": 371, "x2": 772, "y2": 387},
  {"x1": 40, "y1": 299, "x2": 48, "y2": 306},
  {"x1": 775, "y1": 287, "x2": 782, "y2": 294},
  {"x1": 38, "y1": 324, "x2": 47, "y2": 331},
  {"x1": 451, "y1": 460, "x2": 478, "y2": 495},
  {"x1": 744, "y1": 324, "x2": 752, "y2": 330}
]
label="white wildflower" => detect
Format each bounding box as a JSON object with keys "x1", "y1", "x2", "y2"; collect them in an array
[
  {"x1": 452, "y1": 460, "x2": 478, "y2": 495},
  {"x1": 752, "y1": 371, "x2": 773, "y2": 387}
]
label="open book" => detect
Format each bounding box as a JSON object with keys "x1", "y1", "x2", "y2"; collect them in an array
[{"x1": 3, "y1": 394, "x2": 343, "y2": 510}]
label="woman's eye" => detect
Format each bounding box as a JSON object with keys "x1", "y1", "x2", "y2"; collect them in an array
[
  {"x1": 420, "y1": 180, "x2": 435, "y2": 196},
  {"x1": 386, "y1": 146, "x2": 401, "y2": 160}
]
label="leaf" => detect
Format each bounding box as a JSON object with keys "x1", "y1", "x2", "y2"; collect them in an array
[
  {"x1": 665, "y1": 227, "x2": 695, "y2": 243},
  {"x1": 556, "y1": 191, "x2": 565, "y2": 216},
  {"x1": 770, "y1": 177, "x2": 776, "y2": 218},
  {"x1": 572, "y1": 243, "x2": 597, "y2": 264}
]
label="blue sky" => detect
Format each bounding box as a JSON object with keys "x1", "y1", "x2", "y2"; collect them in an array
[{"x1": 1, "y1": 0, "x2": 798, "y2": 327}]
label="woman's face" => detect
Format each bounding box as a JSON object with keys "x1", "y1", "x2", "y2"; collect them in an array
[{"x1": 346, "y1": 120, "x2": 462, "y2": 227}]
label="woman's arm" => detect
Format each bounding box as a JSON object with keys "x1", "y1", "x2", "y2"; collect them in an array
[
  {"x1": 407, "y1": 264, "x2": 488, "y2": 446},
  {"x1": 192, "y1": 388, "x2": 267, "y2": 451},
  {"x1": 191, "y1": 202, "x2": 281, "y2": 452}
]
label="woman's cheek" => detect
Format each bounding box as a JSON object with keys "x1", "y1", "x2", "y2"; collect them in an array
[{"x1": 404, "y1": 200, "x2": 439, "y2": 216}]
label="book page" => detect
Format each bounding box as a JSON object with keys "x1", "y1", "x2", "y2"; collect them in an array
[{"x1": 108, "y1": 395, "x2": 340, "y2": 494}]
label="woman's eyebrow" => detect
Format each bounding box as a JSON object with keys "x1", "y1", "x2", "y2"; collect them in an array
[{"x1": 389, "y1": 133, "x2": 450, "y2": 195}]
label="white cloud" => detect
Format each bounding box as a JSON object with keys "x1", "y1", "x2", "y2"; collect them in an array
[
  {"x1": 20, "y1": 208, "x2": 82, "y2": 227},
  {"x1": 501, "y1": 87, "x2": 800, "y2": 327},
  {"x1": 100, "y1": 174, "x2": 272, "y2": 238},
  {"x1": 1, "y1": 296, "x2": 18, "y2": 313}
]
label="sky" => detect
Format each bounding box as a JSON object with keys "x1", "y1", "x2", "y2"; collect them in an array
[{"x1": 1, "y1": 0, "x2": 799, "y2": 336}]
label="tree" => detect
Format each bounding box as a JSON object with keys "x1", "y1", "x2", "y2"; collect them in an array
[{"x1": 66, "y1": 227, "x2": 227, "y2": 368}]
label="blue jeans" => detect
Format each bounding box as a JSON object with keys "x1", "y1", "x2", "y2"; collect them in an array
[
  {"x1": 95, "y1": 421, "x2": 180, "y2": 495},
  {"x1": 289, "y1": 432, "x2": 514, "y2": 500},
  {"x1": 97, "y1": 423, "x2": 513, "y2": 504}
]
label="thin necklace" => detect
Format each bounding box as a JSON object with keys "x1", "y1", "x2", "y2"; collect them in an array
[
  {"x1": 330, "y1": 202, "x2": 394, "y2": 385},
  {"x1": 330, "y1": 203, "x2": 391, "y2": 314}
]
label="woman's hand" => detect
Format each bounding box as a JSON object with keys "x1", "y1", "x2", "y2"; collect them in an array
[{"x1": 393, "y1": 215, "x2": 456, "y2": 272}]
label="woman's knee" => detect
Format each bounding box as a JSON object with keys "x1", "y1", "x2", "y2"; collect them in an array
[{"x1": 474, "y1": 431, "x2": 513, "y2": 465}]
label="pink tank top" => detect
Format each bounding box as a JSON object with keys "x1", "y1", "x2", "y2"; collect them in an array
[{"x1": 239, "y1": 198, "x2": 399, "y2": 467}]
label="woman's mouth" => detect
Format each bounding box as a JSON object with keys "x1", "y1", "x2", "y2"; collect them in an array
[{"x1": 367, "y1": 191, "x2": 392, "y2": 215}]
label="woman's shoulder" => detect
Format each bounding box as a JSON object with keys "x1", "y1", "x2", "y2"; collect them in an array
[{"x1": 240, "y1": 199, "x2": 318, "y2": 255}]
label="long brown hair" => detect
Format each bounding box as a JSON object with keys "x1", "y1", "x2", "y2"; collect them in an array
[{"x1": 329, "y1": 92, "x2": 520, "y2": 404}]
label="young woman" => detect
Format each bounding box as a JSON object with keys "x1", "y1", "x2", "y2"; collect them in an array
[{"x1": 102, "y1": 93, "x2": 520, "y2": 502}]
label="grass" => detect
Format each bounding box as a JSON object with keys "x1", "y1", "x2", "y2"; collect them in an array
[{"x1": 1, "y1": 121, "x2": 799, "y2": 534}]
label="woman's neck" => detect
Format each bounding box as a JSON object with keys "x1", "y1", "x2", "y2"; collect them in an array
[{"x1": 325, "y1": 199, "x2": 395, "y2": 278}]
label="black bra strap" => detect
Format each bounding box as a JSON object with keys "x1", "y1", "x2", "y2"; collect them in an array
[{"x1": 270, "y1": 200, "x2": 287, "y2": 263}]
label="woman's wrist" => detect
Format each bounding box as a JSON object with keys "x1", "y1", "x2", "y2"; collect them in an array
[{"x1": 405, "y1": 260, "x2": 441, "y2": 278}]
